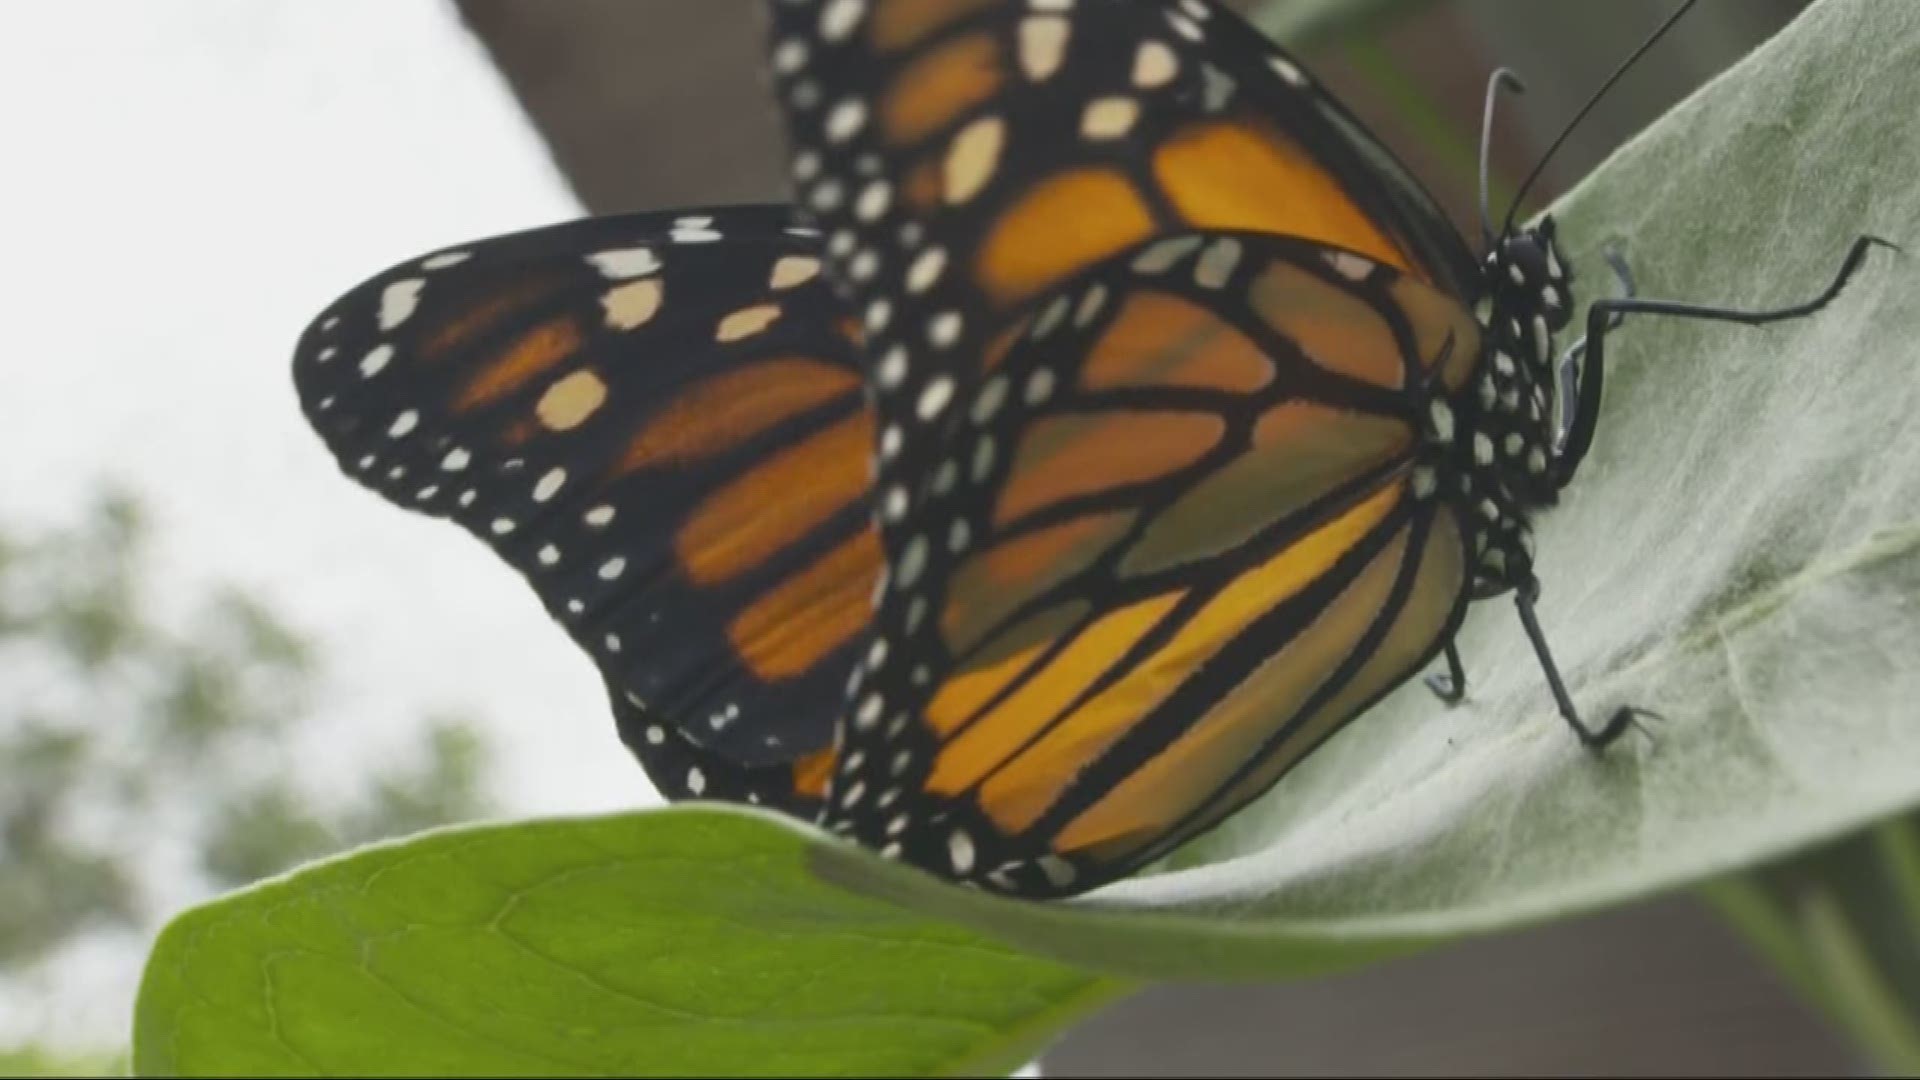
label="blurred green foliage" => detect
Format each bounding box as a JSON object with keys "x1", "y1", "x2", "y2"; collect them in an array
[
  {"x1": 1249, "y1": 0, "x2": 1436, "y2": 49},
  {"x1": 0, "y1": 489, "x2": 496, "y2": 1066}
]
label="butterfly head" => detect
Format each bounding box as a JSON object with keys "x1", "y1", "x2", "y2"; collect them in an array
[{"x1": 1489, "y1": 216, "x2": 1575, "y2": 336}]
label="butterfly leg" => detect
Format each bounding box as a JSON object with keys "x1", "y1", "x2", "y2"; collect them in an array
[
  {"x1": 1513, "y1": 576, "x2": 1660, "y2": 750},
  {"x1": 1557, "y1": 235, "x2": 1895, "y2": 480},
  {"x1": 1556, "y1": 249, "x2": 1635, "y2": 447},
  {"x1": 1425, "y1": 643, "x2": 1468, "y2": 705}
]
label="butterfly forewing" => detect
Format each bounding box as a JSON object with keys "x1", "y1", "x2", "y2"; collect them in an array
[
  {"x1": 766, "y1": 0, "x2": 1478, "y2": 488},
  {"x1": 291, "y1": 206, "x2": 873, "y2": 812}
]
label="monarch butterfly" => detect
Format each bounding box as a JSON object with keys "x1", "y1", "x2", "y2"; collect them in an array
[{"x1": 294, "y1": 0, "x2": 1885, "y2": 899}]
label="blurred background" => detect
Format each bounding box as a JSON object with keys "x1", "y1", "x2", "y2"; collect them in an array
[{"x1": 0, "y1": 0, "x2": 1857, "y2": 1074}]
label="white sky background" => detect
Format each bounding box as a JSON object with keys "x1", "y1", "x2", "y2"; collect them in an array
[{"x1": 1, "y1": 0, "x2": 667, "y2": 1041}]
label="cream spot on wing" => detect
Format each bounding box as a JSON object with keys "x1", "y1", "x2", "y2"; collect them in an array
[
  {"x1": 1081, "y1": 96, "x2": 1139, "y2": 140},
  {"x1": 944, "y1": 116, "x2": 1005, "y2": 204},
  {"x1": 1133, "y1": 40, "x2": 1178, "y2": 88},
  {"x1": 602, "y1": 278, "x2": 663, "y2": 330},
  {"x1": 1019, "y1": 16, "x2": 1070, "y2": 81},
  {"x1": 770, "y1": 255, "x2": 821, "y2": 290},
  {"x1": 1195, "y1": 238, "x2": 1242, "y2": 289},
  {"x1": 537, "y1": 370, "x2": 607, "y2": 431},
  {"x1": 717, "y1": 303, "x2": 781, "y2": 343}
]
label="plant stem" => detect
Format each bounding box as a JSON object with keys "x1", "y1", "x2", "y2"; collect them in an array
[{"x1": 1700, "y1": 812, "x2": 1920, "y2": 1076}]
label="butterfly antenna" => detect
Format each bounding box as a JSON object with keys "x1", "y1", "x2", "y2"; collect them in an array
[
  {"x1": 1479, "y1": 67, "x2": 1527, "y2": 252},
  {"x1": 1499, "y1": 0, "x2": 1703, "y2": 238}
]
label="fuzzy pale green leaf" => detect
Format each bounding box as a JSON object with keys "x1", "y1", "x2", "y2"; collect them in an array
[{"x1": 136, "y1": 0, "x2": 1920, "y2": 1074}]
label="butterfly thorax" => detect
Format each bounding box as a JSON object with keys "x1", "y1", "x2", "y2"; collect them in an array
[{"x1": 1434, "y1": 216, "x2": 1576, "y2": 597}]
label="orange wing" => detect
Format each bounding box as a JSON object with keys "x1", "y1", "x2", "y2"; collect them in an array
[
  {"x1": 811, "y1": 232, "x2": 1479, "y2": 896},
  {"x1": 291, "y1": 207, "x2": 874, "y2": 814}
]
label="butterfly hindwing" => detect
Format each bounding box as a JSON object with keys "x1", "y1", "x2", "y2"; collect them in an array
[
  {"x1": 817, "y1": 229, "x2": 1479, "y2": 894},
  {"x1": 291, "y1": 206, "x2": 873, "y2": 813}
]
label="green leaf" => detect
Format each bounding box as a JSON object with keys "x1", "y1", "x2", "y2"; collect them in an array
[
  {"x1": 1702, "y1": 811, "x2": 1920, "y2": 1074},
  {"x1": 134, "y1": 810, "x2": 1132, "y2": 1078},
  {"x1": 137, "y1": 0, "x2": 1920, "y2": 1073}
]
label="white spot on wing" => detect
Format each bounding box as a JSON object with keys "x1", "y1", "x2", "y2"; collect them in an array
[
  {"x1": 1269, "y1": 56, "x2": 1309, "y2": 87},
  {"x1": 949, "y1": 830, "x2": 976, "y2": 874},
  {"x1": 917, "y1": 376, "x2": 955, "y2": 420},
  {"x1": 379, "y1": 278, "x2": 424, "y2": 330},
  {"x1": 359, "y1": 344, "x2": 394, "y2": 378},
  {"x1": 825, "y1": 98, "x2": 868, "y2": 144},
  {"x1": 820, "y1": 0, "x2": 866, "y2": 41},
  {"x1": 906, "y1": 247, "x2": 947, "y2": 295},
  {"x1": 928, "y1": 311, "x2": 963, "y2": 349},
  {"x1": 1327, "y1": 250, "x2": 1373, "y2": 280},
  {"x1": 589, "y1": 247, "x2": 661, "y2": 279}
]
